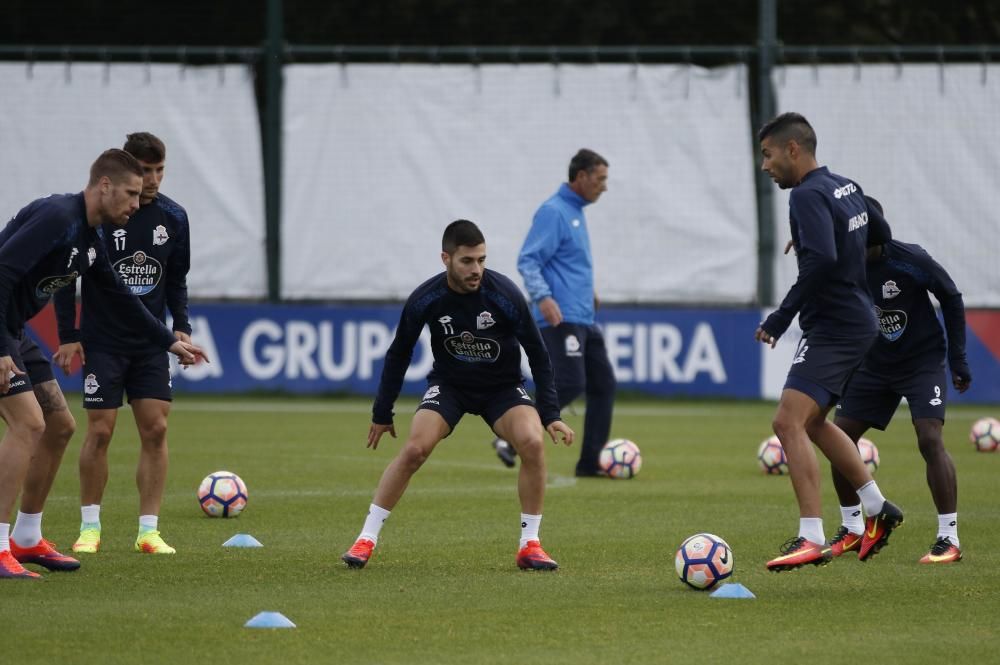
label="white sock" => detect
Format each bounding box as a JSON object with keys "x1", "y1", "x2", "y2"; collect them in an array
[
  {"x1": 840, "y1": 503, "x2": 864, "y2": 534},
  {"x1": 520, "y1": 513, "x2": 542, "y2": 549},
  {"x1": 139, "y1": 515, "x2": 159, "y2": 533},
  {"x1": 798, "y1": 517, "x2": 824, "y2": 545},
  {"x1": 938, "y1": 513, "x2": 959, "y2": 547},
  {"x1": 0, "y1": 523, "x2": 9, "y2": 553},
  {"x1": 81, "y1": 504, "x2": 101, "y2": 528},
  {"x1": 856, "y1": 481, "x2": 887, "y2": 517},
  {"x1": 11, "y1": 511, "x2": 43, "y2": 547},
  {"x1": 359, "y1": 503, "x2": 391, "y2": 545}
]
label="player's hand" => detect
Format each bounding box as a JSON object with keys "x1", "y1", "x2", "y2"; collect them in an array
[
  {"x1": 952, "y1": 372, "x2": 972, "y2": 394},
  {"x1": 174, "y1": 331, "x2": 192, "y2": 345},
  {"x1": 546, "y1": 421, "x2": 574, "y2": 446},
  {"x1": 539, "y1": 297, "x2": 563, "y2": 327},
  {"x1": 0, "y1": 355, "x2": 25, "y2": 394},
  {"x1": 784, "y1": 239, "x2": 795, "y2": 255},
  {"x1": 53, "y1": 342, "x2": 85, "y2": 375},
  {"x1": 368, "y1": 422, "x2": 396, "y2": 449},
  {"x1": 754, "y1": 325, "x2": 777, "y2": 349},
  {"x1": 169, "y1": 340, "x2": 209, "y2": 367}
]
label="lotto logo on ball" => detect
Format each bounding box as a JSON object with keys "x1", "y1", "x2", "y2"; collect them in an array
[
  {"x1": 675, "y1": 533, "x2": 734, "y2": 590},
  {"x1": 598, "y1": 438, "x2": 642, "y2": 479},
  {"x1": 970, "y1": 417, "x2": 1000, "y2": 452},
  {"x1": 198, "y1": 470, "x2": 249, "y2": 517},
  {"x1": 756, "y1": 436, "x2": 787, "y2": 475}
]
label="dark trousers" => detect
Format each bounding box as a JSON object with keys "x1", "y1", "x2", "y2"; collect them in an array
[{"x1": 540, "y1": 323, "x2": 616, "y2": 474}]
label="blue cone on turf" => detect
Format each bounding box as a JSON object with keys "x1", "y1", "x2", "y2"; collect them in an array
[
  {"x1": 244, "y1": 611, "x2": 296, "y2": 628},
  {"x1": 710, "y1": 582, "x2": 756, "y2": 599},
  {"x1": 223, "y1": 534, "x2": 263, "y2": 548}
]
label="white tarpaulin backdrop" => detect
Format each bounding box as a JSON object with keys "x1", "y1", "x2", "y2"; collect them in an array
[
  {"x1": 0, "y1": 63, "x2": 266, "y2": 298},
  {"x1": 281, "y1": 63, "x2": 758, "y2": 303},
  {"x1": 771, "y1": 64, "x2": 1000, "y2": 308}
]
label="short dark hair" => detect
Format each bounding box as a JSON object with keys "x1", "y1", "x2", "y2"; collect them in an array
[
  {"x1": 757, "y1": 112, "x2": 817, "y2": 155},
  {"x1": 88, "y1": 149, "x2": 143, "y2": 186},
  {"x1": 442, "y1": 219, "x2": 485, "y2": 254},
  {"x1": 123, "y1": 132, "x2": 166, "y2": 163},
  {"x1": 568, "y1": 148, "x2": 608, "y2": 182},
  {"x1": 864, "y1": 195, "x2": 892, "y2": 246}
]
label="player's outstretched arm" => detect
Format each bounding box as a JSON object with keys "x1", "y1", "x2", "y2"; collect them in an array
[
  {"x1": 53, "y1": 342, "x2": 85, "y2": 375},
  {"x1": 546, "y1": 420, "x2": 574, "y2": 446},
  {"x1": 368, "y1": 422, "x2": 396, "y2": 449}
]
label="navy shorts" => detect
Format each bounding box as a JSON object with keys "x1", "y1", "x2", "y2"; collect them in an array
[
  {"x1": 837, "y1": 364, "x2": 948, "y2": 430},
  {"x1": 82, "y1": 350, "x2": 172, "y2": 409},
  {"x1": 1, "y1": 332, "x2": 55, "y2": 398},
  {"x1": 784, "y1": 334, "x2": 874, "y2": 409},
  {"x1": 416, "y1": 382, "x2": 536, "y2": 434}
]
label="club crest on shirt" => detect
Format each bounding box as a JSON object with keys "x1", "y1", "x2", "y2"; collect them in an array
[
  {"x1": 84, "y1": 373, "x2": 100, "y2": 395},
  {"x1": 88, "y1": 247, "x2": 97, "y2": 266},
  {"x1": 153, "y1": 225, "x2": 169, "y2": 246},
  {"x1": 476, "y1": 311, "x2": 496, "y2": 330},
  {"x1": 875, "y1": 306, "x2": 907, "y2": 342},
  {"x1": 881, "y1": 280, "x2": 901, "y2": 300},
  {"x1": 564, "y1": 334, "x2": 582, "y2": 358}
]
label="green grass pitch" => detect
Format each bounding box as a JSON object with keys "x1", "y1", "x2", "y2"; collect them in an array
[{"x1": 4, "y1": 396, "x2": 999, "y2": 664}]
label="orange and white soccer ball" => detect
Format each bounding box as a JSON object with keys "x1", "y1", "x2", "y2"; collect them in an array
[
  {"x1": 970, "y1": 417, "x2": 1000, "y2": 452},
  {"x1": 757, "y1": 436, "x2": 787, "y2": 475},
  {"x1": 857, "y1": 437, "x2": 880, "y2": 473},
  {"x1": 198, "y1": 471, "x2": 248, "y2": 517},
  {"x1": 675, "y1": 533, "x2": 734, "y2": 590}
]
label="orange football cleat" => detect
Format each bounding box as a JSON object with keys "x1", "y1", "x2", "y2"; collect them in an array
[
  {"x1": 828, "y1": 526, "x2": 863, "y2": 558},
  {"x1": 919, "y1": 537, "x2": 962, "y2": 564},
  {"x1": 766, "y1": 537, "x2": 832, "y2": 572},
  {"x1": 0, "y1": 549, "x2": 42, "y2": 579},
  {"x1": 516, "y1": 540, "x2": 559, "y2": 570},
  {"x1": 342, "y1": 538, "x2": 375, "y2": 569},
  {"x1": 10, "y1": 538, "x2": 80, "y2": 571}
]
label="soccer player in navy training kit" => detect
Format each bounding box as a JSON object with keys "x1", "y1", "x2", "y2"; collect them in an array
[
  {"x1": 0, "y1": 149, "x2": 205, "y2": 579},
  {"x1": 755, "y1": 112, "x2": 903, "y2": 572},
  {"x1": 342, "y1": 220, "x2": 575, "y2": 571},
  {"x1": 53, "y1": 133, "x2": 192, "y2": 556},
  {"x1": 827, "y1": 197, "x2": 970, "y2": 564}
]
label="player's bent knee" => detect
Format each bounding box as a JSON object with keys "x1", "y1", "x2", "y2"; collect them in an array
[{"x1": 399, "y1": 443, "x2": 432, "y2": 470}]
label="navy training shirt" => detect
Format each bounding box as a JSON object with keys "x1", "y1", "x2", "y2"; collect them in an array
[
  {"x1": 54, "y1": 193, "x2": 191, "y2": 355},
  {"x1": 371, "y1": 269, "x2": 561, "y2": 427},
  {"x1": 763, "y1": 167, "x2": 882, "y2": 340},
  {"x1": 0, "y1": 193, "x2": 176, "y2": 357},
  {"x1": 864, "y1": 240, "x2": 968, "y2": 377}
]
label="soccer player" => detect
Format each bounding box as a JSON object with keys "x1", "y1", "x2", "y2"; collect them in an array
[
  {"x1": 755, "y1": 112, "x2": 902, "y2": 572},
  {"x1": 504, "y1": 148, "x2": 616, "y2": 477},
  {"x1": 53, "y1": 132, "x2": 192, "y2": 555},
  {"x1": 827, "y1": 197, "x2": 970, "y2": 564},
  {"x1": 0, "y1": 149, "x2": 205, "y2": 579},
  {"x1": 341, "y1": 220, "x2": 574, "y2": 571}
]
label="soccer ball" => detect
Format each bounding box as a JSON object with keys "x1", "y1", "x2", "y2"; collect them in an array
[
  {"x1": 970, "y1": 417, "x2": 1000, "y2": 452},
  {"x1": 858, "y1": 437, "x2": 880, "y2": 472},
  {"x1": 598, "y1": 438, "x2": 642, "y2": 479},
  {"x1": 675, "y1": 533, "x2": 734, "y2": 590},
  {"x1": 198, "y1": 471, "x2": 248, "y2": 517},
  {"x1": 757, "y1": 436, "x2": 787, "y2": 475}
]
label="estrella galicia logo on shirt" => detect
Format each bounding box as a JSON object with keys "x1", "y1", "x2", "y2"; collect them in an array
[
  {"x1": 444, "y1": 331, "x2": 501, "y2": 363},
  {"x1": 35, "y1": 273, "x2": 79, "y2": 298},
  {"x1": 84, "y1": 373, "x2": 100, "y2": 395},
  {"x1": 114, "y1": 251, "x2": 163, "y2": 296},
  {"x1": 476, "y1": 311, "x2": 496, "y2": 330},
  {"x1": 881, "y1": 280, "x2": 901, "y2": 300},
  {"x1": 875, "y1": 306, "x2": 907, "y2": 342}
]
